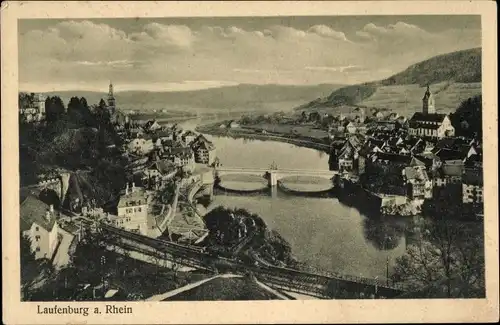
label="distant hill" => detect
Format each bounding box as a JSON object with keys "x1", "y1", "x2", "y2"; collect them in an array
[
  {"x1": 299, "y1": 48, "x2": 482, "y2": 115},
  {"x1": 381, "y1": 48, "x2": 481, "y2": 86},
  {"x1": 41, "y1": 83, "x2": 343, "y2": 114}
]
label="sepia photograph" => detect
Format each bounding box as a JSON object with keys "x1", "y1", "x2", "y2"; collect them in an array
[{"x1": 2, "y1": 1, "x2": 498, "y2": 324}]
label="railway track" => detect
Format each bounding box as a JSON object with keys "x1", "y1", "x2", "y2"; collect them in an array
[{"x1": 98, "y1": 223, "x2": 405, "y2": 297}]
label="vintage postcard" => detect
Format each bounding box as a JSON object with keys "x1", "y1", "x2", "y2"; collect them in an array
[{"x1": 2, "y1": 1, "x2": 498, "y2": 324}]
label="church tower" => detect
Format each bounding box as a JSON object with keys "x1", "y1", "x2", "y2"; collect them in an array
[
  {"x1": 422, "y1": 84, "x2": 435, "y2": 114},
  {"x1": 107, "y1": 81, "x2": 116, "y2": 115}
]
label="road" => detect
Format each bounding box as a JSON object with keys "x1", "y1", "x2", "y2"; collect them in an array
[{"x1": 52, "y1": 228, "x2": 75, "y2": 270}]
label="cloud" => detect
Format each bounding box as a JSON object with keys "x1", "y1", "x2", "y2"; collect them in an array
[
  {"x1": 307, "y1": 25, "x2": 348, "y2": 41},
  {"x1": 139, "y1": 23, "x2": 194, "y2": 48},
  {"x1": 19, "y1": 19, "x2": 481, "y2": 90},
  {"x1": 305, "y1": 65, "x2": 362, "y2": 73},
  {"x1": 355, "y1": 22, "x2": 432, "y2": 42}
]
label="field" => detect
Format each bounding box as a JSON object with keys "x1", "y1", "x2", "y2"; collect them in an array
[
  {"x1": 358, "y1": 82, "x2": 482, "y2": 117},
  {"x1": 242, "y1": 123, "x2": 329, "y2": 140}
]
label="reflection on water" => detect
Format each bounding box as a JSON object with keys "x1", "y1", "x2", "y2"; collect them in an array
[
  {"x1": 363, "y1": 216, "x2": 408, "y2": 251},
  {"x1": 177, "y1": 119, "x2": 410, "y2": 278},
  {"x1": 209, "y1": 191, "x2": 410, "y2": 279}
]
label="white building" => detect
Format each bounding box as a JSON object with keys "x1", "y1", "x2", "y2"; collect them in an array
[
  {"x1": 20, "y1": 196, "x2": 59, "y2": 260},
  {"x1": 127, "y1": 136, "x2": 154, "y2": 155},
  {"x1": 408, "y1": 86, "x2": 455, "y2": 139},
  {"x1": 19, "y1": 93, "x2": 46, "y2": 123},
  {"x1": 182, "y1": 130, "x2": 198, "y2": 145},
  {"x1": 462, "y1": 168, "x2": 483, "y2": 204},
  {"x1": 113, "y1": 183, "x2": 149, "y2": 235}
]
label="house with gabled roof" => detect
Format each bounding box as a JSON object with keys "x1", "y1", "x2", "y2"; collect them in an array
[
  {"x1": 21, "y1": 196, "x2": 59, "y2": 260},
  {"x1": 113, "y1": 183, "x2": 150, "y2": 235},
  {"x1": 182, "y1": 130, "x2": 198, "y2": 146},
  {"x1": 403, "y1": 165, "x2": 432, "y2": 199},
  {"x1": 142, "y1": 160, "x2": 177, "y2": 190},
  {"x1": 462, "y1": 167, "x2": 483, "y2": 204},
  {"x1": 143, "y1": 119, "x2": 162, "y2": 133},
  {"x1": 191, "y1": 134, "x2": 216, "y2": 165},
  {"x1": 329, "y1": 136, "x2": 362, "y2": 172}
]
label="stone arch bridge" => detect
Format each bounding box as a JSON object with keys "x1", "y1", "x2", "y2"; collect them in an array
[
  {"x1": 214, "y1": 167, "x2": 338, "y2": 187},
  {"x1": 28, "y1": 173, "x2": 71, "y2": 207}
]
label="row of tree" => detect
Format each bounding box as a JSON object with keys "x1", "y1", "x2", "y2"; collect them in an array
[
  {"x1": 392, "y1": 217, "x2": 485, "y2": 298},
  {"x1": 450, "y1": 94, "x2": 482, "y2": 138}
]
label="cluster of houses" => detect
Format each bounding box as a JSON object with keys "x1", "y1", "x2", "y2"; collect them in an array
[
  {"x1": 122, "y1": 119, "x2": 217, "y2": 188},
  {"x1": 19, "y1": 93, "x2": 46, "y2": 123},
  {"x1": 329, "y1": 86, "x2": 483, "y2": 209}
]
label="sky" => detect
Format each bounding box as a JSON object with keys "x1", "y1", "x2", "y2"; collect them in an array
[{"x1": 18, "y1": 16, "x2": 481, "y2": 92}]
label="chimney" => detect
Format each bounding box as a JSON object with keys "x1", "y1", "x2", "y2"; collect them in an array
[
  {"x1": 49, "y1": 204, "x2": 54, "y2": 213},
  {"x1": 45, "y1": 211, "x2": 51, "y2": 221},
  {"x1": 132, "y1": 182, "x2": 136, "y2": 192},
  {"x1": 125, "y1": 183, "x2": 129, "y2": 195}
]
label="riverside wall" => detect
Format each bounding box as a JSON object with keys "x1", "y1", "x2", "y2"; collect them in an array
[
  {"x1": 336, "y1": 179, "x2": 412, "y2": 217},
  {"x1": 196, "y1": 127, "x2": 330, "y2": 152}
]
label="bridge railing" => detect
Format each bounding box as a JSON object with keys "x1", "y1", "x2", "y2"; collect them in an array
[
  {"x1": 281, "y1": 264, "x2": 405, "y2": 290},
  {"x1": 216, "y1": 167, "x2": 337, "y2": 174}
]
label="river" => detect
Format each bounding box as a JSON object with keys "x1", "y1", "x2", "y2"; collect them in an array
[{"x1": 177, "y1": 118, "x2": 411, "y2": 279}]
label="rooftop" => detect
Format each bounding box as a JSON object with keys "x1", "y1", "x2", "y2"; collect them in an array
[
  {"x1": 372, "y1": 152, "x2": 413, "y2": 165},
  {"x1": 435, "y1": 148, "x2": 466, "y2": 161},
  {"x1": 404, "y1": 166, "x2": 429, "y2": 182},
  {"x1": 20, "y1": 196, "x2": 57, "y2": 232},
  {"x1": 117, "y1": 187, "x2": 148, "y2": 208},
  {"x1": 150, "y1": 160, "x2": 177, "y2": 175},
  {"x1": 409, "y1": 112, "x2": 447, "y2": 124}
]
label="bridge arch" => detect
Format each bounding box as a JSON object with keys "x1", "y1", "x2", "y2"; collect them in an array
[
  {"x1": 215, "y1": 167, "x2": 338, "y2": 187},
  {"x1": 38, "y1": 188, "x2": 61, "y2": 207}
]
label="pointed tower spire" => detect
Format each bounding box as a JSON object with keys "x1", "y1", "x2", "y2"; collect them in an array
[
  {"x1": 107, "y1": 80, "x2": 116, "y2": 114},
  {"x1": 422, "y1": 83, "x2": 435, "y2": 114}
]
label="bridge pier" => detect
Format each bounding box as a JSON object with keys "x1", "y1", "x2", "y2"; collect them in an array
[{"x1": 268, "y1": 172, "x2": 278, "y2": 187}]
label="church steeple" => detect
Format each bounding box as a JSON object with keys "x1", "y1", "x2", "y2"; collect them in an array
[
  {"x1": 422, "y1": 84, "x2": 435, "y2": 114},
  {"x1": 107, "y1": 81, "x2": 116, "y2": 114}
]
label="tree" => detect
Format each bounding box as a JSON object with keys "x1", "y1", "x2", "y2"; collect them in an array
[
  {"x1": 45, "y1": 96, "x2": 65, "y2": 122},
  {"x1": 392, "y1": 218, "x2": 485, "y2": 298},
  {"x1": 19, "y1": 92, "x2": 33, "y2": 109},
  {"x1": 67, "y1": 96, "x2": 94, "y2": 127},
  {"x1": 71, "y1": 229, "x2": 114, "y2": 286},
  {"x1": 94, "y1": 98, "x2": 111, "y2": 127},
  {"x1": 155, "y1": 181, "x2": 177, "y2": 204},
  {"x1": 450, "y1": 95, "x2": 482, "y2": 138}
]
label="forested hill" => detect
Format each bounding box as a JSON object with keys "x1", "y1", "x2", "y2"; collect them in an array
[
  {"x1": 40, "y1": 83, "x2": 344, "y2": 113},
  {"x1": 381, "y1": 48, "x2": 481, "y2": 86},
  {"x1": 300, "y1": 48, "x2": 482, "y2": 111}
]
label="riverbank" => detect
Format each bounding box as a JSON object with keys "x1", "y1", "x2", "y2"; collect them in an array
[{"x1": 196, "y1": 123, "x2": 331, "y2": 153}]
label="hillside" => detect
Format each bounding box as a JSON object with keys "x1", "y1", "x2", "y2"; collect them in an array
[
  {"x1": 299, "y1": 48, "x2": 482, "y2": 116},
  {"x1": 43, "y1": 83, "x2": 343, "y2": 114},
  {"x1": 381, "y1": 48, "x2": 481, "y2": 86}
]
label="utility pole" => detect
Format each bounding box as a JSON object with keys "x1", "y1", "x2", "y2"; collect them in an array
[
  {"x1": 386, "y1": 256, "x2": 389, "y2": 287},
  {"x1": 385, "y1": 236, "x2": 392, "y2": 287},
  {"x1": 100, "y1": 255, "x2": 106, "y2": 294}
]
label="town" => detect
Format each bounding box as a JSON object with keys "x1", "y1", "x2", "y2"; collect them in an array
[{"x1": 18, "y1": 78, "x2": 484, "y2": 301}]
